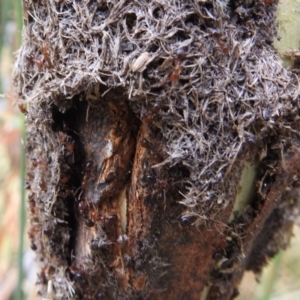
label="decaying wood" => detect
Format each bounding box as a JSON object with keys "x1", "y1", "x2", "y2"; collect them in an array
[{"x1": 14, "y1": 0, "x2": 300, "y2": 299}]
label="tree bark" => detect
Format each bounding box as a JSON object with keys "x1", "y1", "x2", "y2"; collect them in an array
[{"x1": 14, "y1": 0, "x2": 300, "y2": 299}]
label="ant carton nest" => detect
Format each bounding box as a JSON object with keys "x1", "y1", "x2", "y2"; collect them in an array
[{"x1": 14, "y1": 0, "x2": 300, "y2": 299}]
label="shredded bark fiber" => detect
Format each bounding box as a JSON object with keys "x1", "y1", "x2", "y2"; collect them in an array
[{"x1": 14, "y1": 0, "x2": 300, "y2": 299}]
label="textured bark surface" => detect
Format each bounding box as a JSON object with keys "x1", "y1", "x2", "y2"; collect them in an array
[
  {"x1": 23, "y1": 92, "x2": 300, "y2": 300},
  {"x1": 14, "y1": 0, "x2": 300, "y2": 299}
]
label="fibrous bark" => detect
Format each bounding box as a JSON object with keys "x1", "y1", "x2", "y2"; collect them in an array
[{"x1": 14, "y1": 0, "x2": 300, "y2": 299}]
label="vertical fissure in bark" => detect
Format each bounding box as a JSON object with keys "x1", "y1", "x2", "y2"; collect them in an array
[{"x1": 50, "y1": 91, "x2": 141, "y2": 298}]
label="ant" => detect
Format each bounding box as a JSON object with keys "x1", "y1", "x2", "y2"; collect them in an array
[
  {"x1": 39, "y1": 264, "x2": 49, "y2": 285},
  {"x1": 41, "y1": 42, "x2": 53, "y2": 68},
  {"x1": 30, "y1": 243, "x2": 38, "y2": 251},
  {"x1": 79, "y1": 161, "x2": 93, "y2": 195},
  {"x1": 143, "y1": 172, "x2": 171, "y2": 190},
  {"x1": 39, "y1": 180, "x2": 47, "y2": 191},
  {"x1": 66, "y1": 140, "x2": 75, "y2": 163},
  {"x1": 69, "y1": 264, "x2": 88, "y2": 285},
  {"x1": 155, "y1": 178, "x2": 171, "y2": 190},
  {"x1": 83, "y1": 294, "x2": 106, "y2": 300},
  {"x1": 18, "y1": 104, "x2": 28, "y2": 115},
  {"x1": 58, "y1": 186, "x2": 77, "y2": 199},
  {"x1": 103, "y1": 214, "x2": 118, "y2": 224},
  {"x1": 78, "y1": 200, "x2": 91, "y2": 215},
  {"x1": 29, "y1": 223, "x2": 52, "y2": 238},
  {"x1": 60, "y1": 173, "x2": 71, "y2": 185},
  {"x1": 58, "y1": 131, "x2": 76, "y2": 163},
  {"x1": 61, "y1": 120, "x2": 79, "y2": 135},
  {"x1": 84, "y1": 218, "x2": 95, "y2": 227},
  {"x1": 32, "y1": 158, "x2": 48, "y2": 169},
  {"x1": 65, "y1": 144, "x2": 76, "y2": 163},
  {"x1": 98, "y1": 214, "x2": 118, "y2": 241},
  {"x1": 26, "y1": 54, "x2": 44, "y2": 68},
  {"x1": 91, "y1": 208, "x2": 119, "y2": 239},
  {"x1": 65, "y1": 138, "x2": 75, "y2": 153},
  {"x1": 28, "y1": 225, "x2": 40, "y2": 250},
  {"x1": 140, "y1": 138, "x2": 151, "y2": 149},
  {"x1": 143, "y1": 103, "x2": 161, "y2": 124},
  {"x1": 78, "y1": 197, "x2": 95, "y2": 227},
  {"x1": 212, "y1": 31, "x2": 229, "y2": 54},
  {"x1": 170, "y1": 48, "x2": 186, "y2": 82},
  {"x1": 81, "y1": 172, "x2": 89, "y2": 191},
  {"x1": 26, "y1": 42, "x2": 53, "y2": 68},
  {"x1": 140, "y1": 138, "x2": 162, "y2": 162},
  {"x1": 42, "y1": 227, "x2": 52, "y2": 238},
  {"x1": 81, "y1": 161, "x2": 93, "y2": 188},
  {"x1": 28, "y1": 192, "x2": 36, "y2": 215},
  {"x1": 88, "y1": 206, "x2": 115, "y2": 225}
]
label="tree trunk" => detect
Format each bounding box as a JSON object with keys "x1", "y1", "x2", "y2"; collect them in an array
[{"x1": 14, "y1": 0, "x2": 300, "y2": 299}]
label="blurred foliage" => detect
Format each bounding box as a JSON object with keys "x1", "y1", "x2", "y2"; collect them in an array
[
  {"x1": 274, "y1": 0, "x2": 300, "y2": 68},
  {"x1": 0, "y1": 0, "x2": 27, "y2": 300}
]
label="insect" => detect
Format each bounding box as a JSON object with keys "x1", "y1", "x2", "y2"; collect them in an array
[
  {"x1": 155, "y1": 178, "x2": 171, "y2": 190},
  {"x1": 18, "y1": 104, "x2": 28, "y2": 115},
  {"x1": 81, "y1": 161, "x2": 93, "y2": 191},
  {"x1": 85, "y1": 161, "x2": 93, "y2": 171},
  {"x1": 170, "y1": 48, "x2": 186, "y2": 82},
  {"x1": 58, "y1": 131, "x2": 76, "y2": 163},
  {"x1": 60, "y1": 173, "x2": 71, "y2": 185},
  {"x1": 32, "y1": 158, "x2": 48, "y2": 169},
  {"x1": 140, "y1": 138, "x2": 151, "y2": 149},
  {"x1": 28, "y1": 225, "x2": 42, "y2": 250},
  {"x1": 215, "y1": 36, "x2": 229, "y2": 54},
  {"x1": 26, "y1": 42, "x2": 53, "y2": 69},
  {"x1": 30, "y1": 243, "x2": 38, "y2": 251},
  {"x1": 84, "y1": 218, "x2": 95, "y2": 227},
  {"x1": 39, "y1": 264, "x2": 49, "y2": 284},
  {"x1": 69, "y1": 265, "x2": 88, "y2": 285},
  {"x1": 26, "y1": 54, "x2": 44, "y2": 68},
  {"x1": 39, "y1": 180, "x2": 47, "y2": 191},
  {"x1": 212, "y1": 31, "x2": 229, "y2": 54},
  {"x1": 41, "y1": 42, "x2": 53, "y2": 68},
  {"x1": 28, "y1": 193, "x2": 36, "y2": 214},
  {"x1": 143, "y1": 103, "x2": 161, "y2": 124},
  {"x1": 78, "y1": 200, "x2": 90, "y2": 216},
  {"x1": 78, "y1": 199, "x2": 95, "y2": 227},
  {"x1": 81, "y1": 172, "x2": 90, "y2": 191},
  {"x1": 43, "y1": 227, "x2": 52, "y2": 236},
  {"x1": 90, "y1": 208, "x2": 118, "y2": 225},
  {"x1": 65, "y1": 139, "x2": 75, "y2": 153}
]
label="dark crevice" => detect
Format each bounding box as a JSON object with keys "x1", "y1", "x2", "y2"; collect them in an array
[
  {"x1": 52, "y1": 89, "x2": 141, "y2": 298},
  {"x1": 52, "y1": 99, "x2": 86, "y2": 264}
]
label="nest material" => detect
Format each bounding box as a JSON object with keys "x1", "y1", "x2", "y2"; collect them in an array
[
  {"x1": 14, "y1": 0, "x2": 300, "y2": 297},
  {"x1": 15, "y1": 0, "x2": 299, "y2": 220}
]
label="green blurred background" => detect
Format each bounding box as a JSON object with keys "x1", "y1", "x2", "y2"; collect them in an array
[{"x1": 0, "y1": 0, "x2": 299, "y2": 299}]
